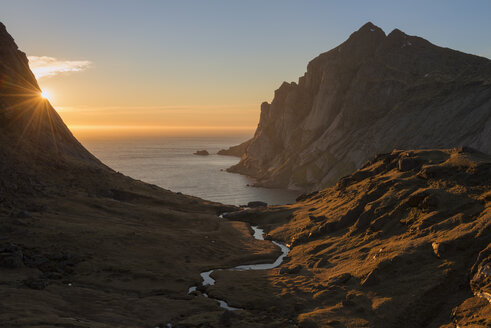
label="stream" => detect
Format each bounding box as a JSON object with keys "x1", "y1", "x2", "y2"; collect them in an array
[{"x1": 187, "y1": 223, "x2": 290, "y2": 311}]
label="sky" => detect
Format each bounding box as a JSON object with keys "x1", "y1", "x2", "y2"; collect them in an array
[{"x1": 1, "y1": 0, "x2": 490, "y2": 138}]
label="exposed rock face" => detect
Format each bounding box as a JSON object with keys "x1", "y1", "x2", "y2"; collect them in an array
[
  {"x1": 228, "y1": 22, "x2": 491, "y2": 191},
  {"x1": 218, "y1": 139, "x2": 252, "y2": 157}
]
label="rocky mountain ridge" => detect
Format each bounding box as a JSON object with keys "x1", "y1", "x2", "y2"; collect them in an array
[{"x1": 222, "y1": 22, "x2": 491, "y2": 191}]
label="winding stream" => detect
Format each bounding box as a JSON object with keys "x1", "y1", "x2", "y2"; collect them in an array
[{"x1": 187, "y1": 224, "x2": 290, "y2": 311}]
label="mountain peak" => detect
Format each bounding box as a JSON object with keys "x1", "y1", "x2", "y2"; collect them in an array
[
  {"x1": 229, "y1": 21, "x2": 491, "y2": 191},
  {"x1": 387, "y1": 28, "x2": 408, "y2": 40},
  {"x1": 351, "y1": 22, "x2": 386, "y2": 38},
  {"x1": 358, "y1": 22, "x2": 384, "y2": 34}
]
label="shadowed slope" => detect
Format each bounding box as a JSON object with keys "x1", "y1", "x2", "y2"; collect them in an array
[{"x1": 0, "y1": 23, "x2": 292, "y2": 328}]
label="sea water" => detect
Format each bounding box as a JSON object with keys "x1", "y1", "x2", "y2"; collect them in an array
[{"x1": 80, "y1": 136, "x2": 299, "y2": 205}]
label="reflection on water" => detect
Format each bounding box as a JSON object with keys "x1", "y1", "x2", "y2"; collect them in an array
[{"x1": 81, "y1": 136, "x2": 299, "y2": 205}]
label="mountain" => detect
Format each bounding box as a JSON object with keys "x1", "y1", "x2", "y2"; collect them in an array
[
  {"x1": 220, "y1": 147, "x2": 491, "y2": 327},
  {"x1": 222, "y1": 22, "x2": 491, "y2": 191},
  {"x1": 0, "y1": 22, "x2": 103, "y2": 201},
  {"x1": 0, "y1": 23, "x2": 283, "y2": 327}
]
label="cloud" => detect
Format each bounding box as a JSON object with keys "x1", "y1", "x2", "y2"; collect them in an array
[{"x1": 27, "y1": 56, "x2": 91, "y2": 79}]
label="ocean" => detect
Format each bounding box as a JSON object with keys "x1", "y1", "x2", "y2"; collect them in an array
[{"x1": 79, "y1": 135, "x2": 299, "y2": 206}]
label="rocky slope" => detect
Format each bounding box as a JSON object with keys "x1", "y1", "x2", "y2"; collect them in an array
[
  {"x1": 218, "y1": 147, "x2": 490, "y2": 327},
  {"x1": 224, "y1": 22, "x2": 491, "y2": 191}
]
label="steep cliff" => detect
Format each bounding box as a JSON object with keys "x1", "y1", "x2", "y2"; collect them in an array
[{"x1": 226, "y1": 22, "x2": 491, "y2": 191}]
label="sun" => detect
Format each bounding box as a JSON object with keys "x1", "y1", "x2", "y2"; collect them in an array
[{"x1": 40, "y1": 90, "x2": 51, "y2": 101}]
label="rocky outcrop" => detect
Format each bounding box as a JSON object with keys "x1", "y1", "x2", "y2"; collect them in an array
[
  {"x1": 227, "y1": 22, "x2": 491, "y2": 191},
  {"x1": 193, "y1": 149, "x2": 210, "y2": 156},
  {"x1": 220, "y1": 147, "x2": 491, "y2": 327},
  {"x1": 218, "y1": 139, "x2": 252, "y2": 157}
]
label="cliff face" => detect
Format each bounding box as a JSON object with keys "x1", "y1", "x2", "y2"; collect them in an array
[{"x1": 227, "y1": 22, "x2": 491, "y2": 191}]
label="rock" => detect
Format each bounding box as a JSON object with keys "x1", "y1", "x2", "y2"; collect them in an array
[
  {"x1": 296, "y1": 191, "x2": 319, "y2": 202},
  {"x1": 24, "y1": 278, "x2": 47, "y2": 290},
  {"x1": 221, "y1": 210, "x2": 256, "y2": 220},
  {"x1": 224, "y1": 22, "x2": 491, "y2": 191},
  {"x1": 342, "y1": 294, "x2": 355, "y2": 307},
  {"x1": 298, "y1": 318, "x2": 318, "y2": 328},
  {"x1": 432, "y1": 242, "x2": 446, "y2": 258},
  {"x1": 455, "y1": 146, "x2": 478, "y2": 154},
  {"x1": 16, "y1": 210, "x2": 32, "y2": 218},
  {"x1": 279, "y1": 264, "x2": 302, "y2": 275},
  {"x1": 309, "y1": 215, "x2": 325, "y2": 223},
  {"x1": 193, "y1": 150, "x2": 209, "y2": 156},
  {"x1": 0, "y1": 254, "x2": 23, "y2": 268},
  {"x1": 329, "y1": 273, "x2": 352, "y2": 285},
  {"x1": 218, "y1": 139, "x2": 252, "y2": 157},
  {"x1": 398, "y1": 157, "x2": 421, "y2": 172},
  {"x1": 247, "y1": 201, "x2": 267, "y2": 208},
  {"x1": 361, "y1": 270, "x2": 380, "y2": 287},
  {"x1": 470, "y1": 245, "x2": 491, "y2": 303},
  {"x1": 215, "y1": 205, "x2": 239, "y2": 215},
  {"x1": 23, "y1": 254, "x2": 49, "y2": 267}
]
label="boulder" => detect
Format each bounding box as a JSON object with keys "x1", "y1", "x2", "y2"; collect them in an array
[
  {"x1": 328, "y1": 273, "x2": 352, "y2": 285},
  {"x1": 279, "y1": 264, "x2": 302, "y2": 275},
  {"x1": 398, "y1": 157, "x2": 421, "y2": 172},
  {"x1": 361, "y1": 270, "x2": 380, "y2": 287},
  {"x1": 432, "y1": 242, "x2": 446, "y2": 258}
]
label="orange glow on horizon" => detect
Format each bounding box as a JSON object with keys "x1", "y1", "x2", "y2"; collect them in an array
[{"x1": 69, "y1": 124, "x2": 256, "y2": 139}]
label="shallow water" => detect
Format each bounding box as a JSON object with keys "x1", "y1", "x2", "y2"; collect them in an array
[
  {"x1": 81, "y1": 136, "x2": 299, "y2": 205},
  {"x1": 189, "y1": 224, "x2": 290, "y2": 311}
]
